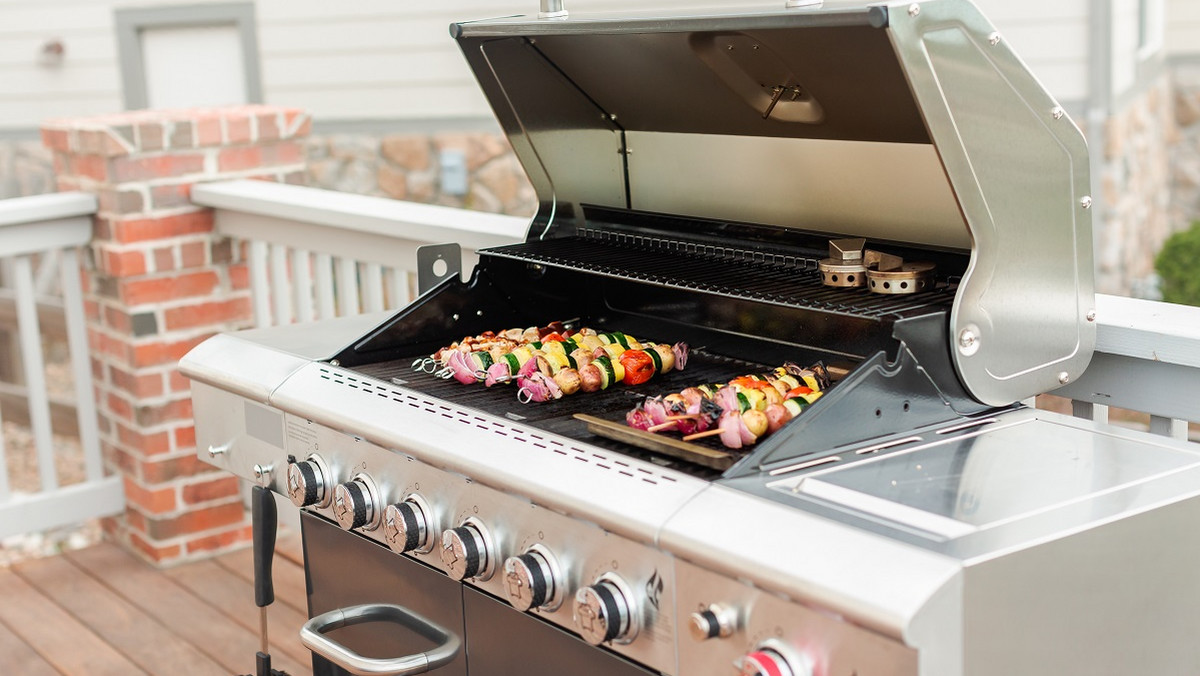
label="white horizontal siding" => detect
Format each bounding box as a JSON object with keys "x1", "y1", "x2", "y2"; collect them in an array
[
  {"x1": 0, "y1": 0, "x2": 1093, "y2": 130},
  {"x1": 1166, "y1": 0, "x2": 1200, "y2": 57}
]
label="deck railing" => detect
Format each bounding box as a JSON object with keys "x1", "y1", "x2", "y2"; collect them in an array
[
  {"x1": 0, "y1": 192, "x2": 123, "y2": 539},
  {"x1": 190, "y1": 180, "x2": 529, "y2": 327}
]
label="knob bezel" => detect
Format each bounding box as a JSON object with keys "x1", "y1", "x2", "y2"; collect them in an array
[
  {"x1": 383, "y1": 493, "x2": 436, "y2": 554},
  {"x1": 286, "y1": 453, "x2": 332, "y2": 508},
  {"x1": 739, "y1": 639, "x2": 812, "y2": 676},
  {"x1": 440, "y1": 517, "x2": 496, "y2": 581},
  {"x1": 332, "y1": 472, "x2": 382, "y2": 531},
  {"x1": 573, "y1": 572, "x2": 639, "y2": 646},
  {"x1": 503, "y1": 543, "x2": 564, "y2": 612}
]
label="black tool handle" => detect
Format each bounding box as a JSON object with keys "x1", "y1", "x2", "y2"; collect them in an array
[{"x1": 252, "y1": 485, "x2": 277, "y2": 608}]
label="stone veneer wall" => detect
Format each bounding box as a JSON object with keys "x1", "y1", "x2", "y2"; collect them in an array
[
  {"x1": 304, "y1": 131, "x2": 536, "y2": 217},
  {"x1": 0, "y1": 138, "x2": 55, "y2": 199},
  {"x1": 1170, "y1": 61, "x2": 1200, "y2": 237}
]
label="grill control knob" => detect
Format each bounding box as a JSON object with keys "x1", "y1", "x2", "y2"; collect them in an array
[
  {"x1": 738, "y1": 643, "x2": 812, "y2": 676},
  {"x1": 573, "y1": 575, "x2": 638, "y2": 645},
  {"x1": 286, "y1": 457, "x2": 329, "y2": 508},
  {"x1": 503, "y1": 545, "x2": 562, "y2": 612},
  {"x1": 332, "y1": 476, "x2": 380, "y2": 531},
  {"x1": 688, "y1": 603, "x2": 736, "y2": 642},
  {"x1": 383, "y1": 496, "x2": 434, "y2": 554},
  {"x1": 440, "y1": 520, "x2": 493, "y2": 581}
]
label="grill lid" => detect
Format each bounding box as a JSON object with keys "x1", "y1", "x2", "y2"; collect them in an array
[{"x1": 452, "y1": 0, "x2": 1095, "y2": 406}]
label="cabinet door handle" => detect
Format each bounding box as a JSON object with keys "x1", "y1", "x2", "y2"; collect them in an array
[{"x1": 300, "y1": 603, "x2": 461, "y2": 675}]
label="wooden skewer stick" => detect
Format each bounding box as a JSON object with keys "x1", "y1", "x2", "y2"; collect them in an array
[
  {"x1": 664, "y1": 414, "x2": 696, "y2": 421},
  {"x1": 683, "y1": 428, "x2": 724, "y2": 441},
  {"x1": 647, "y1": 421, "x2": 680, "y2": 433}
]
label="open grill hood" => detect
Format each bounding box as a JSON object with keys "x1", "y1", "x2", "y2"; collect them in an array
[{"x1": 452, "y1": 0, "x2": 1096, "y2": 406}]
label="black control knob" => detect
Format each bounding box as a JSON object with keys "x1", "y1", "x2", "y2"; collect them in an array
[
  {"x1": 573, "y1": 577, "x2": 636, "y2": 645},
  {"x1": 503, "y1": 547, "x2": 561, "y2": 611},
  {"x1": 440, "y1": 522, "x2": 491, "y2": 580},
  {"x1": 332, "y1": 477, "x2": 377, "y2": 531},
  {"x1": 286, "y1": 458, "x2": 327, "y2": 508},
  {"x1": 688, "y1": 604, "x2": 736, "y2": 642},
  {"x1": 383, "y1": 498, "x2": 432, "y2": 554}
]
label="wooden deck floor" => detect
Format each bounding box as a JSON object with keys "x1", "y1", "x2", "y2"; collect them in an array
[{"x1": 0, "y1": 534, "x2": 313, "y2": 676}]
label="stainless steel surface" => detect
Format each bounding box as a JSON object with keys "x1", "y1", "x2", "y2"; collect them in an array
[
  {"x1": 333, "y1": 473, "x2": 381, "y2": 531},
  {"x1": 573, "y1": 574, "x2": 636, "y2": 646},
  {"x1": 818, "y1": 237, "x2": 868, "y2": 288},
  {"x1": 503, "y1": 544, "x2": 563, "y2": 611},
  {"x1": 286, "y1": 454, "x2": 331, "y2": 508},
  {"x1": 885, "y1": 0, "x2": 1095, "y2": 405},
  {"x1": 299, "y1": 603, "x2": 461, "y2": 676},
  {"x1": 383, "y1": 495, "x2": 435, "y2": 554},
  {"x1": 440, "y1": 520, "x2": 493, "y2": 581},
  {"x1": 539, "y1": 0, "x2": 567, "y2": 19}
]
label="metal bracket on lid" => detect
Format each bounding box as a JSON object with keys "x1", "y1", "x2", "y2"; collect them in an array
[
  {"x1": 416, "y1": 243, "x2": 462, "y2": 297},
  {"x1": 539, "y1": 0, "x2": 567, "y2": 19},
  {"x1": 785, "y1": 0, "x2": 823, "y2": 7}
]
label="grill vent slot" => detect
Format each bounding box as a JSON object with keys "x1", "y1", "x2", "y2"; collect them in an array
[
  {"x1": 316, "y1": 367, "x2": 681, "y2": 485},
  {"x1": 481, "y1": 235, "x2": 954, "y2": 320}
]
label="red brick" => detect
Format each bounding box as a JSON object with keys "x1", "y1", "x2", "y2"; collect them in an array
[
  {"x1": 182, "y1": 475, "x2": 240, "y2": 505},
  {"x1": 109, "y1": 365, "x2": 164, "y2": 398},
  {"x1": 173, "y1": 424, "x2": 196, "y2": 450},
  {"x1": 218, "y1": 145, "x2": 262, "y2": 172},
  {"x1": 97, "y1": 188, "x2": 145, "y2": 215},
  {"x1": 258, "y1": 113, "x2": 280, "y2": 140},
  {"x1": 141, "y1": 452, "x2": 217, "y2": 483},
  {"x1": 138, "y1": 122, "x2": 164, "y2": 151},
  {"x1": 107, "y1": 392, "x2": 134, "y2": 421},
  {"x1": 42, "y1": 127, "x2": 70, "y2": 152},
  {"x1": 144, "y1": 500, "x2": 244, "y2": 540},
  {"x1": 120, "y1": 270, "x2": 219, "y2": 305},
  {"x1": 128, "y1": 530, "x2": 182, "y2": 564},
  {"x1": 132, "y1": 334, "x2": 211, "y2": 368},
  {"x1": 229, "y1": 263, "x2": 250, "y2": 290},
  {"x1": 123, "y1": 476, "x2": 177, "y2": 514},
  {"x1": 185, "y1": 524, "x2": 252, "y2": 554},
  {"x1": 107, "y1": 443, "x2": 139, "y2": 478},
  {"x1": 56, "y1": 176, "x2": 80, "y2": 192},
  {"x1": 180, "y1": 241, "x2": 207, "y2": 268},
  {"x1": 73, "y1": 154, "x2": 107, "y2": 181},
  {"x1": 125, "y1": 509, "x2": 148, "y2": 537},
  {"x1": 99, "y1": 247, "x2": 147, "y2": 277},
  {"x1": 109, "y1": 153, "x2": 206, "y2": 183},
  {"x1": 111, "y1": 210, "x2": 213, "y2": 244},
  {"x1": 225, "y1": 114, "x2": 252, "y2": 143},
  {"x1": 153, "y1": 246, "x2": 176, "y2": 272},
  {"x1": 163, "y1": 297, "x2": 252, "y2": 331},
  {"x1": 135, "y1": 397, "x2": 192, "y2": 427},
  {"x1": 196, "y1": 117, "x2": 222, "y2": 146},
  {"x1": 117, "y1": 421, "x2": 171, "y2": 455},
  {"x1": 150, "y1": 183, "x2": 191, "y2": 210},
  {"x1": 169, "y1": 370, "x2": 191, "y2": 393},
  {"x1": 103, "y1": 304, "x2": 132, "y2": 333},
  {"x1": 84, "y1": 299, "x2": 100, "y2": 322},
  {"x1": 262, "y1": 140, "x2": 303, "y2": 166},
  {"x1": 168, "y1": 120, "x2": 194, "y2": 149}
]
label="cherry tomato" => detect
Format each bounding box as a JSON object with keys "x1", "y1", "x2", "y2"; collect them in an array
[{"x1": 618, "y1": 349, "x2": 655, "y2": 385}]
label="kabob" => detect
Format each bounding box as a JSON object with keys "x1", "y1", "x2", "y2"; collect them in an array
[
  {"x1": 414, "y1": 323, "x2": 689, "y2": 402},
  {"x1": 625, "y1": 363, "x2": 829, "y2": 449}
]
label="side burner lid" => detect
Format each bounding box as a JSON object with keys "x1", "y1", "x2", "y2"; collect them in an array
[{"x1": 452, "y1": 0, "x2": 1095, "y2": 405}]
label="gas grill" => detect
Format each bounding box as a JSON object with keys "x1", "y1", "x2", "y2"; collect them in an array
[{"x1": 183, "y1": 1, "x2": 1200, "y2": 675}]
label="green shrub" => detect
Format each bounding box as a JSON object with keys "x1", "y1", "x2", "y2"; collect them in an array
[{"x1": 1155, "y1": 222, "x2": 1200, "y2": 306}]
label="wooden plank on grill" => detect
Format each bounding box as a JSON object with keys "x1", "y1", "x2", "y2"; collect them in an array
[
  {"x1": 15, "y1": 553, "x2": 228, "y2": 676},
  {"x1": 215, "y1": 542, "x2": 309, "y2": 615},
  {"x1": 165, "y1": 558, "x2": 313, "y2": 666},
  {"x1": 575, "y1": 413, "x2": 737, "y2": 470},
  {"x1": 0, "y1": 615, "x2": 61, "y2": 676},
  {"x1": 66, "y1": 543, "x2": 311, "y2": 676},
  {"x1": 0, "y1": 565, "x2": 144, "y2": 676}
]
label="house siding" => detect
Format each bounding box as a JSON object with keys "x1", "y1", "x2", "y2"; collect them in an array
[{"x1": 0, "y1": 0, "x2": 1090, "y2": 130}]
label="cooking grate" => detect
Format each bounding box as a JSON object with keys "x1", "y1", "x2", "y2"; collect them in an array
[
  {"x1": 350, "y1": 349, "x2": 770, "y2": 478},
  {"x1": 480, "y1": 233, "x2": 956, "y2": 321}
]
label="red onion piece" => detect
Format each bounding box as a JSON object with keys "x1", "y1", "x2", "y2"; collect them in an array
[{"x1": 672, "y1": 342, "x2": 689, "y2": 370}]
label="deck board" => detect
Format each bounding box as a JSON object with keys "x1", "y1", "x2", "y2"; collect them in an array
[
  {"x1": 65, "y1": 538, "x2": 312, "y2": 676},
  {"x1": 15, "y1": 553, "x2": 229, "y2": 676},
  {"x1": 216, "y1": 544, "x2": 309, "y2": 616},
  {"x1": 0, "y1": 616, "x2": 63, "y2": 676},
  {"x1": 0, "y1": 566, "x2": 146, "y2": 676}
]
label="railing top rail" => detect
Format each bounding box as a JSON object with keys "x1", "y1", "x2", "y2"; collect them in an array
[
  {"x1": 1094, "y1": 294, "x2": 1200, "y2": 369},
  {"x1": 0, "y1": 192, "x2": 96, "y2": 229},
  {"x1": 191, "y1": 180, "x2": 530, "y2": 249}
]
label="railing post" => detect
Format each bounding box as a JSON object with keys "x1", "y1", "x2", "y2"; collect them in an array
[{"x1": 41, "y1": 106, "x2": 311, "y2": 565}]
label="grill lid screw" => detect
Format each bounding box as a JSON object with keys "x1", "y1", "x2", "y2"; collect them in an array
[
  {"x1": 1058, "y1": 372, "x2": 1071, "y2": 384},
  {"x1": 988, "y1": 32, "x2": 1001, "y2": 46},
  {"x1": 1087, "y1": 309, "x2": 1097, "y2": 322},
  {"x1": 1052, "y1": 106, "x2": 1066, "y2": 120},
  {"x1": 908, "y1": 3, "x2": 920, "y2": 17},
  {"x1": 1080, "y1": 196, "x2": 1093, "y2": 209}
]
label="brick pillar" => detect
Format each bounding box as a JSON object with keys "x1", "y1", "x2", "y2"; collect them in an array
[{"x1": 40, "y1": 106, "x2": 311, "y2": 565}]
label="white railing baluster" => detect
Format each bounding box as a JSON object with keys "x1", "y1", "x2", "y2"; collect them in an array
[
  {"x1": 0, "y1": 404, "x2": 9, "y2": 503},
  {"x1": 270, "y1": 243, "x2": 292, "y2": 325},
  {"x1": 336, "y1": 257, "x2": 360, "y2": 317},
  {"x1": 249, "y1": 240, "x2": 271, "y2": 328},
  {"x1": 364, "y1": 263, "x2": 384, "y2": 313},
  {"x1": 13, "y1": 255, "x2": 57, "y2": 491},
  {"x1": 34, "y1": 250, "x2": 61, "y2": 296},
  {"x1": 292, "y1": 248, "x2": 314, "y2": 323},
  {"x1": 59, "y1": 248, "x2": 103, "y2": 482},
  {"x1": 315, "y1": 253, "x2": 335, "y2": 319},
  {"x1": 1070, "y1": 400, "x2": 1109, "y2": 424},
  {"x1": 387, "y1": 267, "x2": 408, "y2": 308}
]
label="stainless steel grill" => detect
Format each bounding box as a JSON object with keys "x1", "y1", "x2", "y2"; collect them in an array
[{"x1": 184, "y1": 2, "x2": 1200, "y2": 675}]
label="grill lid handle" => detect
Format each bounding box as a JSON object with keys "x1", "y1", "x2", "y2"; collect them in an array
[{"x1": 300, "y1": 603, "x2": 462, "y2": 675}]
